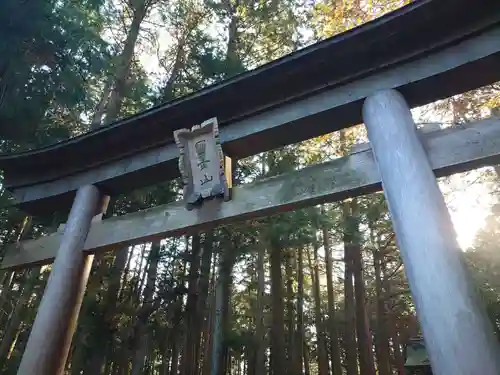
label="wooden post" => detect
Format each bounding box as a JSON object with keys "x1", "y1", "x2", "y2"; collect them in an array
[
  {"x1": 362, "y1": 89, "x2": 500, "y2": 375},
  {"x1": 17, "y1": 185, "x2": 103, "y2": 375}
]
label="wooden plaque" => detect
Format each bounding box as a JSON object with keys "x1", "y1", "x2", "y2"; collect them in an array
[{"x1": 174, "y1": 118, "x2": 230, "y2": 210}]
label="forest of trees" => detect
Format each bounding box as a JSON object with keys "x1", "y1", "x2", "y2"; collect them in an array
[{"x1": 1, "y1": 0, "x2": 500, "y2": 374}]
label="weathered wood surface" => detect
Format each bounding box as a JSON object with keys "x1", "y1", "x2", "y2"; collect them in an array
[
  {"x1": 16, "y1": 185, "x2": 102, "y2": 375},
  {"x1": 10, "y1": 25, "x2": 500, "y2": 214},
  {"x1": 174, "y1": 118, "x2": 230, "y2": 209},
  {"x1": 363, "y1": 90, "x2": 500, "y2": 375},
  {"x1": 3, "y1": 116, "x2": 500, "y2": 269}
]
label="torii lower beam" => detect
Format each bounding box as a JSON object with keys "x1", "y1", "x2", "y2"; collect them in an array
[{"x1": 4, "y1": 115, "x2": 500, "y2": 270}]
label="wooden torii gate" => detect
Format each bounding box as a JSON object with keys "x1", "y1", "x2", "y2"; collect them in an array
[{"x1": 2, "y1": 1, "x2": 500, "y2": 374}]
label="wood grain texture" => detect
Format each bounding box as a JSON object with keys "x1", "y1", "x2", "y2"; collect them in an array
[
  {"x1": 363, "y1": 90, "x2": 500, "y2": 375},
  {"x1": 16, "y1": 185, "x2": 101, "y2": 375},
  {"x1": 174, "y1": 117, "x2": 230, "y2": 209},
  {"x1": 10, "y1": 25, "x2": 500, "y2": 213},
  {"x1": 3, "y1": 116, "x2": 500, "y2": 270}
]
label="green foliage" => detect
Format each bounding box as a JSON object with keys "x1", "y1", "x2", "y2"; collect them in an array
[{"x1": 0, "y1": 0, "x2": 110, "y2": 150}]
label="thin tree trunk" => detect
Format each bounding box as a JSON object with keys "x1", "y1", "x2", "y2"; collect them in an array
[
  {"x1": 131, "y1": 241, "x2": 161, "y2": 375},
  {"x1": 350, "y1": 200, "x2": 376, "y2": 375},
  {"x1": 120, "y1": 247, "x2": 133, "y2": 300},
  {"x1": 269, "y1": 237, "x2": 287, "y2": 375},
  {"x1": 223, "y1": 0, "x2": 240, "y2": 78},
  {"x1": 308, "y1": 241, "x2": 329, "y2": 375},
  {"x1": 194, "y1": 232, "x2": 213, "y2": 375},
  {"x1": 90, "y1": 78, "x2": 112, "y2": 129},
  {"x1": 296, "y1": 248, "x2": 305, "y2": 375},
  {"x1": 0, "y1": 216, "x2": 32, "y2": 328},
  {"x1": 389, "y1": 316, "x2": 406, "y2": 375},
  {"x1": 373, "y1": 248, "x2": 391, "y2": 375},
  {"x1": 219, "y1": 249, "x2": 235, "y2": 375},
  {"x1": 80, "y1": 246, "x2": 129, "y2": 375},
  {"x1": 0, "y1": 270, "x2": 14, "y2": 299},
  {"x1": 383, "y1": 258, "x2": 405, "y2": 375},
  {"x1": 244, "y1": 348, "x2": 250, "y2": 375},
  {"x1": 255, "y1": 238, "x2": 266, "y2": 375},
  {"x1": 201, "y1": 302, "x2": 213, "y2": 375},
  {"x1": 170, "y1": 334, "x2": 180, "y2": 375},
  {"x1": 102, "y1": 356, "x2": 113, "y2": 375},
  {"x1": 131, "y1": 244, "x2": 148, "y2": 301},
  {"x1": 0, "y1": 271, "x2": 16, "y2": 331},
  {"x1": 162, "y1": 39, "x2": 186, "y2": 101},
  {"x1": 13, "y1": 280, "x2": 44, "y2": 363},
  {"x1": 181, "y1": 235, "x2": 202, "y2": 375},
  {"x1": 105, "y1": 2, "x2": 148, "y2": 121},
  {"x1": 343, "y1": 201, "x2": 358, "y2": 375},
  {"x1": 303, "y1": 339, "x2": 311, "y2": 375},
  {"x1": 202, "y1": 255, "x2": 217, "y2": 375},
  {"x1": 137, "y1": 246, "x2": 150, "y2": 298},
  {"x1": 0, "y1": 267, "x2": 40, "y2": 366},
  {"x1": 160, "y1": 331, "x2": 171, "y2": 375},
  {"x1": 286, "y1": 251, "x2": 297, "y2": 375},
  {"x1": 322, "y1": 209, "x2": 342, "y2": 375}
]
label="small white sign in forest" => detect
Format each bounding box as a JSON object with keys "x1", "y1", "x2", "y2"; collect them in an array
[{"x1": 174, "y1": 117, "x2": 230, "y2": 210}]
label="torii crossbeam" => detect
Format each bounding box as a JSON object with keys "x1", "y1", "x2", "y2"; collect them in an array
[{"x1": 2, "y1": 1, "x2": 500, "y2": 374}]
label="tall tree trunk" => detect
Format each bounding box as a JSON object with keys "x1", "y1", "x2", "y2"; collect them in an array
[
  {"x1": 303, "y1": 339, "x2": 311, "y2": 375},
  {"x1": 131, "y1": 244, "x2": 148, "y2": 300},
  {"x1": 382, "y1": 259, "x2": 405, "y2": 375},
  {"x1": 80, "y1": 246, "x2": 129, "y2": 375},
  {"x1": 286, "y1": 250, "x2": 297, "y2": 375},
  {"x1": 296, "y1": 248, "x2": 305, "y2": 375},
  {"x1": 0, "y1": 270, "x2": 14, "y2": 302},
  {"x1": 0, "y1": 271, "x2": 17, "y2": 331},
  {"x1": 137, "y1": 245, "x2": 150, "y2": 298},
  {"x1": 343, "y1": 201, "x2": 358, "y2": 375},
  {"x1": 180, "y1": 235, "x2": 202, "y2": 375},
  {"x1": 322, "y1": 209, "x2": 342, "y2": 375},
  {"x1": 350, "y1": 200, "x2": 376, "y2": 375},
  {"x1": 269, "y1": 237, "x2": 287, "y2": 375},
  {"x1": 105, "y1": 2, "x2": 148, "y2": 121},
  {"x1": 131, "y1": 241, "x2": 161, "y2": 375},
  {"x1": 373, "y1": 248, "x2": 391, "y2": 375},
  {"x1": 90, "y1": 77, "x2": 112, "y2": 129},
  {"x1": 2, "y1": 321, "x2": 25, "y2": 369},
  {"x1": 211, "y1": 254, "x2": 223, "y2": 375},
  {"x1": 11, "y1": 278, "x2": 45, "y2": 366},
  {"x1": 389, "y1": 316, "x2": 406, "y2": 375},
  {"x1": 211, "y1": 249, "x2": 234, "y2": 375},
  {"x1": 161, "y1": 335, "x2": 170, "y2": 375},
  {"x1": 0, "y1": 267, "x2": 40, "y2": 367},
  {"x1": 219, "y1": 249, "x2": 235, "y2": 375},
  {"x1": 167, "y1": 280, "x2": 187, "y2": 375},
  {"x1": 0, "y1": 216, "x2": 32, "y2": 328},
  {"x1": 202, "y1": 255, "x2": 217, "y2": 375},
  {"x1": 162, "y1": 38, "x2": 187, "y2": 101},
  {"x1": 223, "y1": 0, "x2": 240, "y2": 78},
  {"x1": 308, "y1": 241, "x2": 329, "y2": 375},
  {"x1": 194, "y1": 232, "x2": 214, "y2": 375},
  {"x1": 255, "y1": 238, "x2": 266, "y2": 375},
  {"x1": 170, "y1": 331, "x2": 180, "y2": 375}
]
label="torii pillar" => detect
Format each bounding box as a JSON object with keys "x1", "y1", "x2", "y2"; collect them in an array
[
  {"x1": 17, "y1": 185, "x2": 106, "y2": 375},
  {"x1": 363, "y1": 89, "x2": 500, "y2": 375}
]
